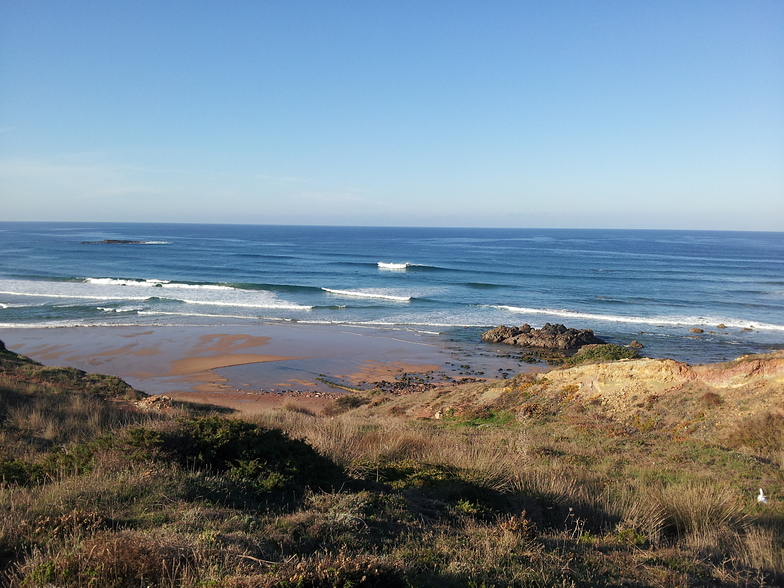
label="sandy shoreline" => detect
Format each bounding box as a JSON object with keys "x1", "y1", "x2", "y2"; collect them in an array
[{"x1": 1, "y1": 323, "x2": 529, "y2": 412}]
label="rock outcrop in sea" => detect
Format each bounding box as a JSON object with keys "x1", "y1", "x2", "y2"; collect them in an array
[{"x1": 481, "y1": 323, "x2": 605, "y2": 350}]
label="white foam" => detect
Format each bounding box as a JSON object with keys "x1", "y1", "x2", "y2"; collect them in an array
[
  {"x1": 97, "y1": 305, "x2": 144, "y2": 313},
  {"x1": 493, "y1": 305, "x2": 784, "y2": 332},
  {"x1": 85, "y1": 277, "x2": 232, "y2": 290},
  {"x1": 267, "y1": 317, "x2": 444, "y2": 334},
  {"x1": 86, "y1": 277, "x2": 170, "y2": 286},
  {"x1": 0, "y1": 289, "x2": 150, "y2": 302},
  {"x1": 378, "y1": 262, "x2": 409, "y2": 270},
  {"x1": 0, "y1": 278, "x2": 310, "y2": 311},
  {"x1": 151, "y1": 285, "x2": 312, "y2": 310},
  {"x1": 138, "y1": 310, "x2": 254, "y2": 320},
  {"x1": 160, "y1": 283, "x2": 232, "y2": 290},
  {"x1": 322, "y1": 288, "x2": 412, "y2": 302},
  {"x1": 175, "y1": 297, "x2": 313, "y2": 310}
]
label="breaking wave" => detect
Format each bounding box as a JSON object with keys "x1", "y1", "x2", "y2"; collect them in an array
[
  {"x1": 378, "y1": 262, "x2": 409, "y2": 270},
  {"x1": 322, "y1": 288, "x2": 412, "y2": 302},
  {"x1": 493, "y1": 305, "x2": 784, "y2": 332},
  {"x1": 85, "y1": 278, "x2": 232, "y2": 290}
]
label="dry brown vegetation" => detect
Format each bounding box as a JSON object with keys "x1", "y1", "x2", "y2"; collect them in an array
[{"x1": 1, "y1": 343, "x2": 783, "y2": 587}]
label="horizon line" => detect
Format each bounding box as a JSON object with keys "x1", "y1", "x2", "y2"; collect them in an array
[{"x1": 0, "y1": 220, "x2": 781, "y2": 234}]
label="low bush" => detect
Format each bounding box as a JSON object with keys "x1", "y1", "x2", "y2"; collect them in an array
[
  {"x1": 110, "y1": 416, "x2": 346, "y2": 500},
  {"x1": 567, "y1": 344, "x2": 638, "y2": 365},
  {"x1": 1, "y1": 444, "x2": 95, "y2": 486}
]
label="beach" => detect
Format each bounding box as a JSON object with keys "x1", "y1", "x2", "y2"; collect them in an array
[{"x1": 1, "y1": 323, "x2": 526, "y2": 412}]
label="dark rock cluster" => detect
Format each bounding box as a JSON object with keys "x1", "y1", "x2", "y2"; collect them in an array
[{"x1": 481, "y1": 323, "x2": 605, "y2": 350}]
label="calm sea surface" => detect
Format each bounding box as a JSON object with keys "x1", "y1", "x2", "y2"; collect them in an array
[{"x1": 1, "y1": 222, "x2": 782, "y2": 364}]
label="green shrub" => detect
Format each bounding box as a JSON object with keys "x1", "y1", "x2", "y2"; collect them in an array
[
  {"x1": 568, "y1": 344, "x2": 638, "y2": 365},
  {"x1": 0, "y1": 458, "x2": 40, "y2": 486},
  {"x1": 36, "y1": 444, "x2": 94, "y2": 480},
  {"x1": 111, "y1": 417, "x2": 345, "y2": 499},
  {"x1": 0, "y1": 444, "x2": 94, "y2": 486}
]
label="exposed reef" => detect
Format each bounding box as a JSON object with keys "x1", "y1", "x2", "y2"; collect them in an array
[{"x1": 481, "y1": 323, "x2": 605, "y2": 350}]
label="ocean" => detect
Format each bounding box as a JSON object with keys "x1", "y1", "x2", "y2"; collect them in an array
[{"x1": 1, "y1": 222, "x2": 783, "y2": 364}]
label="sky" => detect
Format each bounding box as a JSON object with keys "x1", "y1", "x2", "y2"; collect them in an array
[{"x1": 1, "y1": 1, "x2": 782, "y2": 230}]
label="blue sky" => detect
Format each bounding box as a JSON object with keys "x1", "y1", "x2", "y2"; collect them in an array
[{"x1": 1, "y1": 1, "x2": 782, "y2": 229}]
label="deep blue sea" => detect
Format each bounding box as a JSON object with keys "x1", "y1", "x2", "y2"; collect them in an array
[{"x1": 1, "y1": 222, "x2": 783, "y2": 364}]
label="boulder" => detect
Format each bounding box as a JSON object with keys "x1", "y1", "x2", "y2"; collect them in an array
[
  {"x1": 479, "y1": 326, "x2": 519, "y2": 343},
  {"x1": 481, "y1": 323, "x2": 605, "y2": 350}
]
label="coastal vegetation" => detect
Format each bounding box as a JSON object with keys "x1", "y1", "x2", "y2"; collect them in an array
[{"x1": 1, "y1": 341, "x2": 782, "y2": 587}]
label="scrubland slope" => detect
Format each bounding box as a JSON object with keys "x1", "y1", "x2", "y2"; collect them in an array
[{"x1": 1, "y1": 342, "x2": 783, "y2": 587}]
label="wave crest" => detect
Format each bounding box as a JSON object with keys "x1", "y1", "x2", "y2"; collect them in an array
[
  {"x1": 85, "y1": 277, "x2": 232, "y2": 290},
  {"x1": 493, "y1": 305, "x2": 784, "y2": 332},
  {"x1": 378, "y1": 262, "x2": 409, "y2": 270},
  {"x1": 322, "y1": 288, "x2": 412, "y2": 302}
]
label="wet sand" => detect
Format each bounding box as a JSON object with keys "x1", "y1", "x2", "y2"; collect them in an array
[{"x1": 1, "y1": 324, "x2": 523, "y2": 412}]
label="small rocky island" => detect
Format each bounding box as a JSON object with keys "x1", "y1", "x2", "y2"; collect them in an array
[{"x1": 481, "y1": 323, "x2": 605, "y2": 350}]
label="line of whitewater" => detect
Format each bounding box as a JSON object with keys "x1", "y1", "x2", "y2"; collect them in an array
[
  {"x1": 376, "y1": 262, "x2": 447, "y2": 271},
  {"x1": 169, "y1": 298, "x2": 312, "y2": 310},
  {"x1": 322, "y1": 288, "x2": 412, "y2": 302},
  {"x1": 82, "y1": 240, "x2": 170, "y2": 245},
  {"x1": 85, "y1": 278, "x2": 232, "y2": 290},
  {"x1": 0, "y1": 290, "x2": 151, "y2": 302},
  {"x1": 494, "y1": 305, "x2": 784, "y2": 332},
  {"x1": 378, "y1": 262, "x2": 409, "y2": 270}
]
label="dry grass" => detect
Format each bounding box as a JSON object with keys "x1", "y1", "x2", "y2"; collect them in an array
[
  {"x1": 654, "y1": 481, "x2": 747, "y2": 538},
  {"x1": 4, "y1": 386, "x2": 154, "y2": 446},
  {"x1": 725, "y1": 410, "x2": 784, "y2": 467},
  {"x1": 2, "y1": 349, "x2": 784, "y2": 587},
  {"x1": 740, "y1": 526, "x2": 784, "y2": 573},
  {"x1": 599, "y1": 481, "x2": 667, "y2": 544}
]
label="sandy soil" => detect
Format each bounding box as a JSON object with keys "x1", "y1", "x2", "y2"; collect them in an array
[{"x1": 2, "y1": 324, "x2": 524, "y2": 414}]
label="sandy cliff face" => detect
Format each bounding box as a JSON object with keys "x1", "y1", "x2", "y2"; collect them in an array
[
  {"x1": 691, "y1": 352, "x2": 784, "y2": 387},
  {"x1": 534, "y1": 352, "x2": 784, "y2": 432},
  {"x1": 364, "y1": 351, "x2": 784, "y2": 442},
  {"x1": 544, "y1": 351, "x2": 784, "y2": 394}
]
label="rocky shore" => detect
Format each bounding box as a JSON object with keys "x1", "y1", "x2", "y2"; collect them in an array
[{"x1": 481, "y1": 323, "x2": 605, "y2": 350}]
